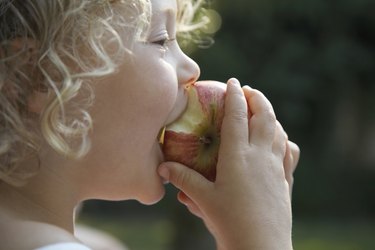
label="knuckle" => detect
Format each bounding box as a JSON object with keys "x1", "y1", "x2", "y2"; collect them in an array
[
  {"x1": 225, "y1": 94, "x2": 248, "y2": 122},
  {"x1": 280, "y1": 129, "x2": 288, "y2": 143},
  {"x1": 275, "y1": 121, "x2": 284, "y2": 134},
  {"x1": 263, "y1": 108, "x2": 277, "y2": 124},
  {"x1": 229, "y1": 109, "x2": 248, "y2": 123},
  {"x1": 271, "y1": 155, "x2": 286, "y2": 178},
  {"x1": 282, "y1": 141, "x2": 287, "y2": 156}
]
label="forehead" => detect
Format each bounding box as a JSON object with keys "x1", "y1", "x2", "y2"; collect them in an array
[{"x1": 151, "y1": 0, "x2": 177, "y2": 14}]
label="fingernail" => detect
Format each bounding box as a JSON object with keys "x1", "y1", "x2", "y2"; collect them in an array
[
  {"x1": 158, "y1": 165, "x2": 170, "y2": 184},
  {"x1": 243, "y1": 85, "x2": 253, "y2": 90},
  {"x1": 229, "y1": 78, "x2": 240, "y2": 86}
]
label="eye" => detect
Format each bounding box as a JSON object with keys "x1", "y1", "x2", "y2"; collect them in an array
[{"x1": 152, "y1": 38, "x2": 169, "y2": 47}]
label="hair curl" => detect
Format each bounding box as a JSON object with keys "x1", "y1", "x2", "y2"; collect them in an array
[{"x1": 0, "y1": 0, "x2": 211, "y2": 186}]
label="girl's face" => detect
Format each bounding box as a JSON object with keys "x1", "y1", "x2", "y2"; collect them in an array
[{"x1": 74, "y1": 0, "x2": 200, "y2": 204}]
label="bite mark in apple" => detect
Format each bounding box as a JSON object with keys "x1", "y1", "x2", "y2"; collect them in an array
[{"x1": 161, "y1": 81, "x2": 226, "y2": 181}]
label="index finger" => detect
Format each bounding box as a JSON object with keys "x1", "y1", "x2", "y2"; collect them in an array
[{"x1": 220, "y1": 78, "x2": 249, "y2": 150}]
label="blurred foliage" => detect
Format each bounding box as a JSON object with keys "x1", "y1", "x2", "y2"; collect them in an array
[
  {"x1": 82, "y1": 0, "x2": 375, "y2": 249},
  {"x1": 293, "y1": 219, "x2": 375, "y2": 250},
  {"x1": 79, "y1": 213, "x2": 375, "y2": 250}
]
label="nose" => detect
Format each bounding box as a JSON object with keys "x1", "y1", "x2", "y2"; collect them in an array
[{"x1": 177, "y1": 49, "x2": 200, "y2": 86}]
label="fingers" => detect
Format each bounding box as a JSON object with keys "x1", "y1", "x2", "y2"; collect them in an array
[
  {"x1": 284, "y1": 141, "x2": 300, "y2": 178},
  {"x1": 177, "y1": 191, "x2": 204, "y2": 218},
  {"x1": 158, "y1": 162, "x2": 212, "y2": 204},
  {"x1": 289, "y1": 141, "x2": 300, "y2": 168},
  {"x1": 242, "y1": 86, "x2": 277, "y2": 147},
  {"x1": 283, "y1": 141, "x2": 300, "y2": 197},
  {"x1": 272, "y1": 121, "x2": 287, "y2": 159},
  {"x1": 283, "y1": 143, "x2": 294, "y2": 191},
  {"x1": 220, "y1": 78, "x2": 249, "y2": 150},
  {"x1": 221, "y1": 80, "x2": 278, "y2": 149}
]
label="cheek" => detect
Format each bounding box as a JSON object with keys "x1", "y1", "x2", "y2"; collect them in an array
[
  {"x1": 148, "y1": 82, "x2": 177, "y2": 120},
  {"x1": 133, "y1": 63, "x2": 179, "y2": 123},
  {"x1": 130, "y1": 45, "x2": 180, "y2": 122}
]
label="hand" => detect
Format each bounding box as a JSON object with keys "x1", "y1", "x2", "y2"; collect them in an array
[
  {"x1": 284, "y1": 140, "x2": 300, "y2": 198},
  {"x1": 158, "y1": 78, "x2": 299, "y2": 250}
]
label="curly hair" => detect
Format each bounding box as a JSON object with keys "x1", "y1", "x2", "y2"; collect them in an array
[{"x1": 0, "y1": 0, "x2": 212, "y2": 186}]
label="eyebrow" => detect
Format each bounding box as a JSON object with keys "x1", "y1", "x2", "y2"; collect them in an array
[{"x1": 149, "y1": 6, "x2": 177, "y2": 32}]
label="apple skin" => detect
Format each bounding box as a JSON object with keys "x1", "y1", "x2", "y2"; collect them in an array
[{"x1": 161, "y1": 80, "x2": 226, "y2": 181}]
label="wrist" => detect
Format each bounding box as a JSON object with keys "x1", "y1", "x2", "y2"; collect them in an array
[{"x1": 214, "y1": 226, "x2": 293, "y2": 250}]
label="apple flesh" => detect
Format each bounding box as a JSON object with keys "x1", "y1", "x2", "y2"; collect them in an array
[{"x1": 161, "y1": 80, "x2": 226, "y2": 181}]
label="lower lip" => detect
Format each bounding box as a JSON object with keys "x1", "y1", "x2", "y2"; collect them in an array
[{"x1": 155, "y1": 141, "x2": 164, "y2": 162}]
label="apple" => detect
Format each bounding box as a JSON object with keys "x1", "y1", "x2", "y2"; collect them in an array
[{"x1": 161, "y1": 80, "x2": 226, "y2": 181}]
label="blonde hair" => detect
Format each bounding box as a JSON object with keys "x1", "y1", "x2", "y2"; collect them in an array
[{"x1": 0, "y1": 0, "x2": 212, "y2": 186}]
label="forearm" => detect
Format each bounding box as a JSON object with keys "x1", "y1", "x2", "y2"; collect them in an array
[{"x1": 213, "y1": 210, "x2": 294, "y2": 250}]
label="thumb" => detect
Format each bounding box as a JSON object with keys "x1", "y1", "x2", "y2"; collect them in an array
[{"x1": 158, "y1": 162, "x2": 212, "y2": 202}]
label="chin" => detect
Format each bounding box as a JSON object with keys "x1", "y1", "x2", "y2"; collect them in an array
[
  {"x1": 137, "y1": 183, "x2": 166, "y2": 205},
  {"x1": 132, "y1": 140, "x2": 166, "y2": 205}
]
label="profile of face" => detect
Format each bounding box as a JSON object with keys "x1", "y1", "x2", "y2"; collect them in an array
[{"x1": 57, "y1": 0, "x2": 201, "y2": 205}]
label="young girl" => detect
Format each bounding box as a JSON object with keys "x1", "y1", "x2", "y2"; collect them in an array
[{"x1": 0, "y1": 0, "x2": 299, "y2": 249}]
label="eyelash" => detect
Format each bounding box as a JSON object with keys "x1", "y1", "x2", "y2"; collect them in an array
[
  {"x1": 152, "y1": 37, "x2": 175, "y2": 48},
  {"x1": 153, "y1": 38, "x2": 169, "y2": 47}
]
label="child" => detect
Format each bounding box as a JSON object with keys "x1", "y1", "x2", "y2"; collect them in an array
[{"x1": 0, "y1": 0, "x2": 300, "y2": 249}]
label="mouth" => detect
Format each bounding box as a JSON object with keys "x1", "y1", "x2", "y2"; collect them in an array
[{"x1": 157, "y1": 86, "x2": 190, "y2": 145}]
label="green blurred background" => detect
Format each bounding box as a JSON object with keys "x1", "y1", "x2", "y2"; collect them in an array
[{"x1": 79, "y1": 0, "x2": 375, "y2": 249}]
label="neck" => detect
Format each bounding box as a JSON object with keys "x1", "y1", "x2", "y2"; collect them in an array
[{"x1": 0, "y1": 168, "x2": 79, "y2": 233}]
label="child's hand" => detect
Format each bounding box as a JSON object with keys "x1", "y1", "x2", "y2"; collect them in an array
[{"x1": 158, "y1": 78, "x2": 299, "y2": 250}]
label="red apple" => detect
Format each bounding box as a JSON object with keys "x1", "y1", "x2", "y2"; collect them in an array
[{"x1": 161, "y1": 80, "x2": 226, "y2": 181}]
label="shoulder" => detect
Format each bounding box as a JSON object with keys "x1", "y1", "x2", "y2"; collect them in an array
[
  {"x1": 75, "y1": 224, "x2": 128, "y2": 250},
  {"x1": 0, "y1": 219, "x2": 82, "y2": 250},
  {"x1": 35, "y1": 242, "x2": 92, "y2": 250}
]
